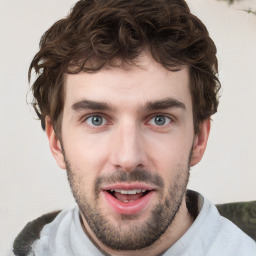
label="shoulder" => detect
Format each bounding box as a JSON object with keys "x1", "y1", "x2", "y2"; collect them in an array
[
  {"x1": 204, "y1": 198, "x2": 256, "y2": 256},
  {"x1": 186, "y1": 191, "x2": 256, "y2": 256},
  {"x1": 13, "y1": 210, "x2": 61, "y2": 256},
  {"x1": 208, "y1": 216, "x2": 256, "y2": 256},
  {"x1": 216, "y1": 200, "x2": 256, "y2": 241}
]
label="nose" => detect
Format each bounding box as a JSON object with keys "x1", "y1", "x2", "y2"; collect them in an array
[{"x1": 109, "y1": 122, "x2": 146, "y2": 172}]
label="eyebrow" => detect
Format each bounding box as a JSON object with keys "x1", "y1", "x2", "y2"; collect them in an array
[
  {"x1": 72, "y1": 99, "x2": 114, "y2": 112},
  {"x1": 71, "y1": 97, "x2": 186, "y2": 113},
  {"x1": 145, "y1": 98, "x2": 186, "y2": 111}
]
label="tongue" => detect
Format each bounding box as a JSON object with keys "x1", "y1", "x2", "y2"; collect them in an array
[{"x1": 113, "y1": 192, "x2": 144, "y2": 202}]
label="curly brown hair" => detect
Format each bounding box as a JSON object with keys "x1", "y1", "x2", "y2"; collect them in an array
[{"x1": 29, "y1": 0, "x2": 220, "y2": 136}]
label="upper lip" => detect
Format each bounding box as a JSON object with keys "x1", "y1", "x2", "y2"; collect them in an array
[
  {"x1": 109, "y1": 189, "x2": 147, "y2": 194},
  {"x1": 101, "y1": 182, "x2": 157, "y2": 192}
]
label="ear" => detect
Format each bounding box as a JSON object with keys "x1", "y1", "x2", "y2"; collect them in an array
[
  {"x1": 45, "y1": 116, "x2": 66, "y2": 170},
  {"x1": 190, "y1": 119, "x2": 211, "y2": 166}
]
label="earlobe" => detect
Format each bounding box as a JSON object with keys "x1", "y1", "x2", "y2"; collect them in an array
[
  {"x1": 45, "y1": 117, "x2": 66, "y2": 170},
  {"x1": 190, "y1": 119, "x2": 211, "y2": 166}
]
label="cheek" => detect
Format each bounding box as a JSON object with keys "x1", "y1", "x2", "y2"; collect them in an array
[
  {"x1": 62, "y1": 133, "x2": 111, "y2": 177},
  {"x1": 146, "y1": 133, "x2": 192, "y2": 166}
]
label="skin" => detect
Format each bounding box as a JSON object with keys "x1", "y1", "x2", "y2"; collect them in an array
[{"x1": 46, "y1": 53, "x2": 210, "y2": 256}]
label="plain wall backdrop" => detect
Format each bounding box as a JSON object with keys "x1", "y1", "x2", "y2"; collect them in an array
[{"x1": 0, "y1": 0, "x2": 255, "y2": 255}]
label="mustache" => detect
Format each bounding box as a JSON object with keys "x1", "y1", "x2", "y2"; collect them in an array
[{"x1": 95, "y1": 168, "x2": 164, "y2": 193}]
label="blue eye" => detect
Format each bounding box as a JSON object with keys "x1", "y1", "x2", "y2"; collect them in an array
[
  {"x1": 86, "y1": 115, "x2": 106, "y2": 126},
  {"x1": 149, "y1": 115, "x2": 171, "y2": 126}
]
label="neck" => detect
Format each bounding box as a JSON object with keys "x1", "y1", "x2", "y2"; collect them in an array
[{"x1": 80, "y1": 196, "x2": 194, "y2": 256}]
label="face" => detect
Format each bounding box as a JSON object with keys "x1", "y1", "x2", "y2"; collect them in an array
[{"x1": 47, "y1": 53, "x2": 209, "y2": 251}]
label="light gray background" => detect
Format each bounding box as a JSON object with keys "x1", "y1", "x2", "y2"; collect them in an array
[{"x1": 1, "y1": 0, "x2": 256, "y2": 255}]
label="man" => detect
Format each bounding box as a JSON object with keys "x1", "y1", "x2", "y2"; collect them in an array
[{"x1": 13, "y1": 0, "x2": 255, "y2": 255}]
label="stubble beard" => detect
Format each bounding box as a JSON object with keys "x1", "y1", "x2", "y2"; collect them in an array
[{"x1": 64, "y1": 154, "x2": 190, "y2": 251}]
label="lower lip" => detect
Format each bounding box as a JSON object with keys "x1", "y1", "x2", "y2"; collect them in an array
[{"x1": 102, "y1": 191, "x2": 154, "y2": 215}]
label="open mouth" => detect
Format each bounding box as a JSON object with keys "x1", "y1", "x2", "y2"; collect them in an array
[
  {"x1": 107, "y1": 189, "x2": 151, "y2": 203},
  {"x1": 102, "y1": 186, "x2": 154, "y2": 215}
]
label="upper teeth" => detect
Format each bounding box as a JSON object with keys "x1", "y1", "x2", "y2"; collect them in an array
[{"x1": 110, "y1": 189, "x2": 146, "y2": 194}]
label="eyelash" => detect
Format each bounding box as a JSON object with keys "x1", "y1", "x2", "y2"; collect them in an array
[
  {"x1": 81, "y1": 113, "x2": 174, "y2": 129},
  {"x1": 147, "y1": 115, "x2": 172, "y2": 125},
  {"x1": 145, "y1": 113, "x2": 174, "y2": 129},
  {"x1": 81, "y1": 113, "x2": 111, "y2": 127}
]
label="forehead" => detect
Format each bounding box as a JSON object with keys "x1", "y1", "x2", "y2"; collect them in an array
[{"x1": 63, "y1": 54, "x2": 191, "y2": 110}]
